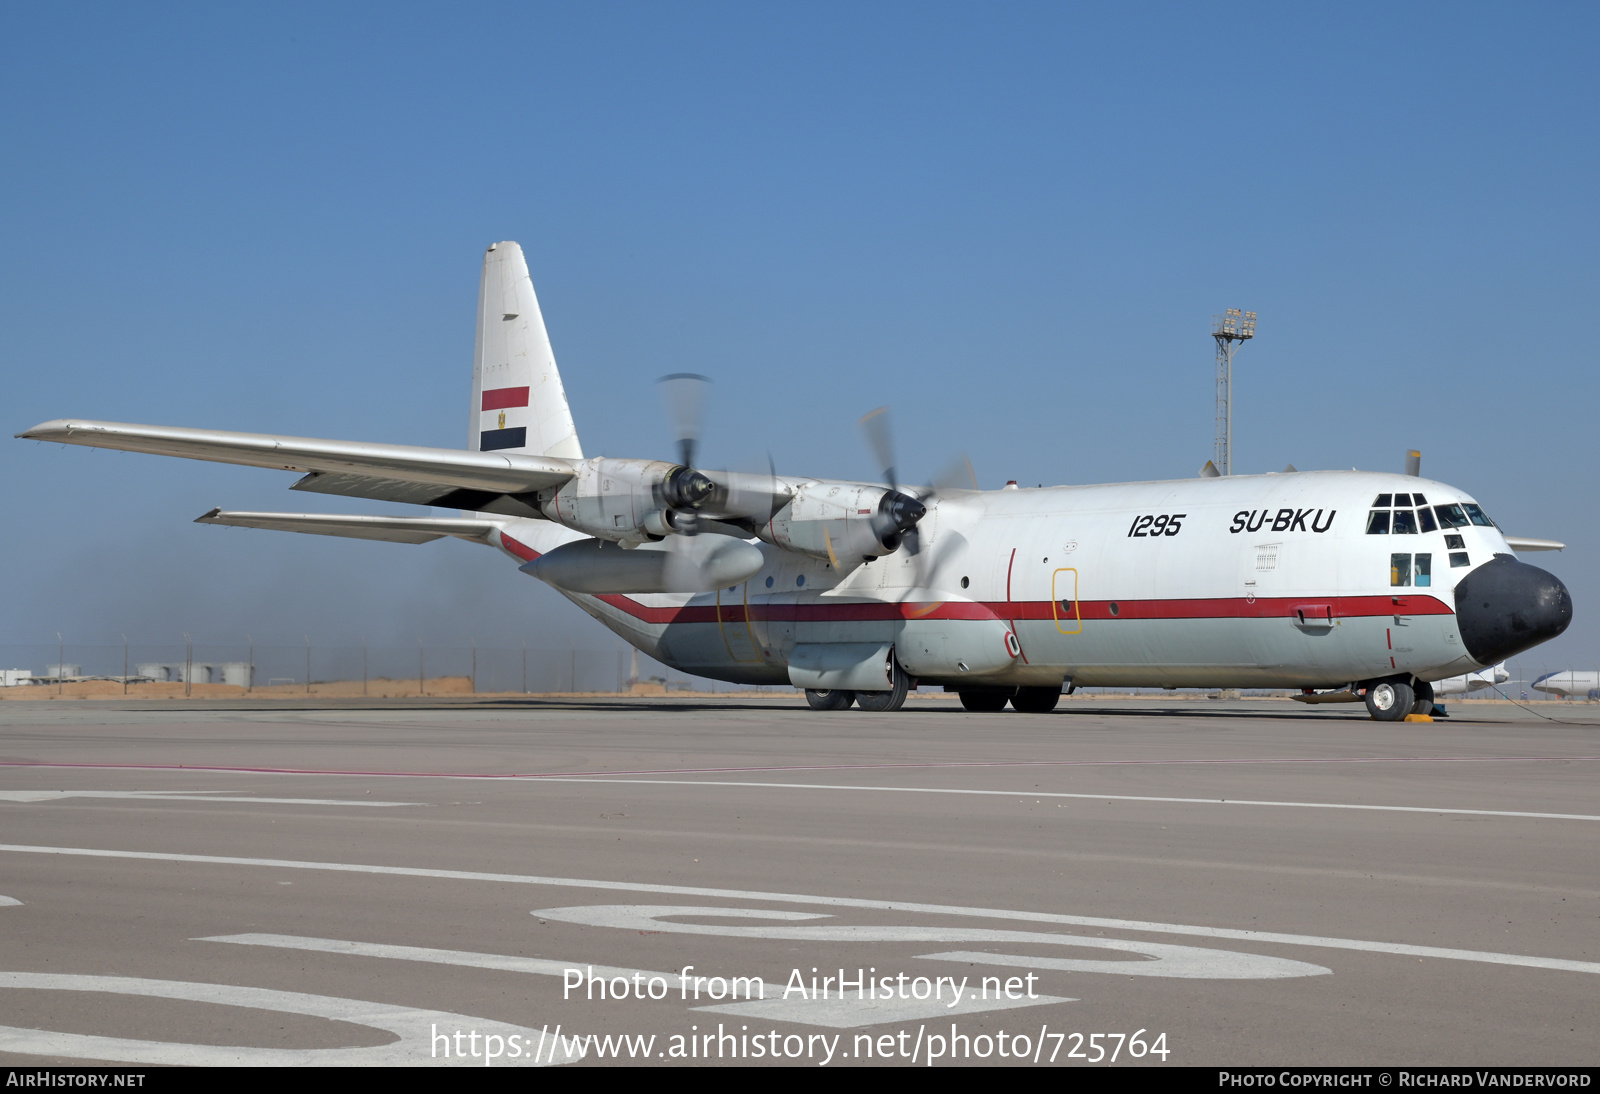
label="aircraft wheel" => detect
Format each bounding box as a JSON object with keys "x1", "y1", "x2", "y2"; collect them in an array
[
  {"x1": 1364, "y1": 680, "x2": 1415, "y2": 721},
  {"x1": 958, "y1": 688, "x2": 1012, "y2": 712},
  {"x1": 855, "y1": 664, "x2": 909, "y2": 712},
  {"x1": 804, "y1": 689, "x2": 854, "y2": 711},
  {"x1": 1010, "y1": 687, "x2": 1061, "y2": 713},
  {"x1": 1410, "y1": 680, "x2": 1435, "y2": 717}
]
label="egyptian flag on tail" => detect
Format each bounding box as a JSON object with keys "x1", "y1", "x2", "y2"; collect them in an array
[{"x1": 469, "y1": 242, "x2": 584, "y2": 460}]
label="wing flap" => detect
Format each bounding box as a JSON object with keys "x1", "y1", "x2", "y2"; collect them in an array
[
  {"x1": 194, "y1": 508, "x2": 502, "y2": 545},
  {"x1": 20, "y1": 420, "x2": 576, "y2": 493},
  {"x1": 290, "y1": 471, "x2": 545, "y2": 517}
]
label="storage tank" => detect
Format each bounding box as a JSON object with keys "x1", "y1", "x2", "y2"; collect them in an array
[
  {"x1": 218, "y1": 662, "x2": 253, "y2": 687},
  {"x1": 44, "y1": 664, "x2": 82, "y2": 678},
  {"x1": 135, "y1": 663, "x2": 170, "y2": 682},
  {"x1": 177, "y1": 663, "x2": 211, "y2": 684}
]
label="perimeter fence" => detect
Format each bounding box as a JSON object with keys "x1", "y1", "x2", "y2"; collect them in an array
[{"x1": 0, "y1": 641, "x2": 724, "y2": 694}]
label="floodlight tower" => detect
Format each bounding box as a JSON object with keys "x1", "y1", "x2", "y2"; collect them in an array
[{"x1": 1212, "y1": 308, "x2": 1257, "y2": 475}]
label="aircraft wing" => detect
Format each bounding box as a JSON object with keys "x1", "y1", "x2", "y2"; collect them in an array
[
  {"x1": 1503, "y1": 536, "x2": 1564, "y2": 552},
  {"x1": 194, "y1": 509, "x2": 502, "y2": 545},
  {"x1": 18, "y1": 420, "x2": 576, "y2": 497}
]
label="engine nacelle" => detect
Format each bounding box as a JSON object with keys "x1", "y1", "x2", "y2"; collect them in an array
[
  {"x1": 538, "y1": 458, "x2": 711, "y2": 544},
  {"x1": 760, "y1": 481, "x2": 923, "y2": 567}
]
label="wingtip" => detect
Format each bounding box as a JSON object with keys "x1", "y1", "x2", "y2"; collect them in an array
[{"x1": 195, "y1": 507, "x2": 223, "y2": 523}]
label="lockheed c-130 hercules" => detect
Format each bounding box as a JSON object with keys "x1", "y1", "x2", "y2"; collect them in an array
[{"x1": 19, "y1": 242, "x2": 1573, "y2": 720}]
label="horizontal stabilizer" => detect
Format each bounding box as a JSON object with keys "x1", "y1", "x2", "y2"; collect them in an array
[
  {"x1": 195, "y1": 509, "x2": 501, "y2": 545},
  {"x1": 1503, "y1": 536, "x2": 1565, "y2": 552},
  {"x1": 20, "y1": 420, "x2": 576, "y2": 495}
]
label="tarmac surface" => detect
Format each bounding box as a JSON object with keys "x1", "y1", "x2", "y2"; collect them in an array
[{"x1": 0, "y1": 694, "x2": 1596, "y2": 1067}]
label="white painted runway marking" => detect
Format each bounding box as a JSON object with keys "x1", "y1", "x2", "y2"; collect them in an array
[
  {"x1": 0, "y1": 789, "x2": 418, "y2": 807},
  {"x1": 4, "y1": 842, "x2": 1596, "y2": 978},
  {"x1": 4, "y1": 753, "x2": 1599, "y2": 780},
  {"x1": 200, "y1": 932, "x2": 1069, "y2": 1028},
  {"x1": 550, "y1": 777, "x2": 1600, "y2": 823},
  {"x1": 0, "y1": 971, "x2": 574, "y2": 1065},
  {"x1": 0, "y1": 897, "x2": 19, "y2": 907},
  {"x1": 531, "y1": 904, "x2": 1328, "y2": 980}
]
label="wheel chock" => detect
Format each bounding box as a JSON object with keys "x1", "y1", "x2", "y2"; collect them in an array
[{"x1": 1403, "y1": 714, "x2": 1434, "y2": 723}]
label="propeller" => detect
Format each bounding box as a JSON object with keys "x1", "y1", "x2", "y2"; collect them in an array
[
  {"x1": 653, "y1": 374, "x2": 791, "y2": 560},
  {"x1": 657, "y1": 373, "x2": 709, "y2": 470},
  {"x1": 654, "y1": 374, "x2": 717, "y2": 535},
  {"x1": 857, "y1": 406, "x2": 927, "y2": 553}
]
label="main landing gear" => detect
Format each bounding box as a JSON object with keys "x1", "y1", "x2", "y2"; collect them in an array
[
  {"x1": 957, "y1": 686, "x2": 1061, "y2": 713},
  {"x1": 803, "y1": 660, "x2": 912, "y2": 713},
  {"x1": 804, "y1": 689, "x2": 854, "y2": 711}
]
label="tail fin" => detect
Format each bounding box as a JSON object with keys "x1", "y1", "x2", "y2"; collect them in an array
[{"x1": 469, "y1": 242, "x2": 584, "y2": 459}]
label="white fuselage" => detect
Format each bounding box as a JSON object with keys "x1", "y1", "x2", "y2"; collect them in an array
[
  {"x1": 493, "y1": 468, "x2": 1511, "y2": 690},
  {"x1": 1531, "y1": 671, "x2": 1600, "y2": 698}
]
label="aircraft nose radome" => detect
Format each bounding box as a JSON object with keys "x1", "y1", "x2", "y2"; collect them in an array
[{"x1": 1453, "y1": 556, "x2": 1572, "y2": 666}]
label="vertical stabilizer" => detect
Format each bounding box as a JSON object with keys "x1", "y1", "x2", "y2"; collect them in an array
[{"x1": 469, "y1": 242, "x2": 583, "y2": 459}]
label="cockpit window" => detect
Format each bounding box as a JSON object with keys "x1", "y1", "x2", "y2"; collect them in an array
[
  {"x1": 1366, "y1": 510, "x2": 1391, "y2": 534},
  {"x1": 1433, "y1": 504, "x2": 1469, "y2": 529},
  {"x1": 1463, "y1": 503, "x2": 1495, "y2": 527},
  {"x1": 1392, "y1": 510, "x2": 1418, "y2": 534},
  {"x1": 1391, "y1": 553, "x2": 1412, "y2": 587},
  {"x1": 1373, "y1": 494, "x2": 1393, "y2": 508},
  {"x1": 1394, "y1": 493, "x2": 1412, "y2": 507},
  {"x1": 1411, "y1": 493, "x2": 1427, "y2": 505},
  {"x1": 1417, "y1": 507, "x2": 1438, "y2": 533}
]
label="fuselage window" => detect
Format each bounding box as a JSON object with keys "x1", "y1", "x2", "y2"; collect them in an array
[
  {"x1": 1366, "y1": 510, "x2": 1391, "y2": 534},
  {"x1": 1450, "y1": 551, "x2": 1471, "y2": 568},
  {"x1": 1391, "y1": 553, "x2": 1412, "y2": 587},
  {"x1": 1433, "y1": 504, "x2": 1469, "y2": 529},
  {"x1": 1415, "y1": 553, "x2": 1432, "y2": 587},
  {"x1": 1392, "y1": 510, "x2": 1418, "y2": 534},
  {"x1": 1463, "y1": 503, "x2": 1495, "y2": 527},
  {"x1": 1373, "y1": 494, "x2": 1393, "y2": 507},
  {"x1": 1417, "y1": 507, "x2": 1438, "y2": 533}
]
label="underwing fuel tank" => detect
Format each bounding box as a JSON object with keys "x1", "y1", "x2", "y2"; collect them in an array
[{"x1": 519, "y1": 534, "x2": 764, "y2": 594}]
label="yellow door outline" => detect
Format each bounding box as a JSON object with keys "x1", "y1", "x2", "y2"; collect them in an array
[
  {"x1": 716, "y1": 584, "x2": 765, "y2": 663},
  {"x1": 1051, "y1": 568, "x2": 1082, "y2": 635}
]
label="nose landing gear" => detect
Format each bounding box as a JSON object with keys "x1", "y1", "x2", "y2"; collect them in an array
[{"x1": 1364, "y1": 679, "x2": 1415, "y2": 721}]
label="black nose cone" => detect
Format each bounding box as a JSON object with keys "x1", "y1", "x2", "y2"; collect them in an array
[{"x1": 1453, "y1": 555, "x2": 1573, "y2": 665}]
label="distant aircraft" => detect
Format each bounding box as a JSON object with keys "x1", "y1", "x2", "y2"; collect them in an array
[
  {"x1": 1431, "y1": 663, "x2": 1509, "y2": 697},
  {"x1": 17, "y1": 242, "x2": 1575, "y2": 721},
  {"x1": 1530, "y1": 671, "x2": 1600, "y2": 699}
]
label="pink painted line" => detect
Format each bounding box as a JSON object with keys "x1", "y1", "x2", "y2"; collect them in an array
[{"x1": 0, "y1": 755, "x2": 1598, "y2": 781}]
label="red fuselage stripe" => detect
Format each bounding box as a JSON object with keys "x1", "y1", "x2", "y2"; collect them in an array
[
  {"x1": 481, "y1": 386, "x2": 531, "y2": 411},
  {"x1": 498, "y1": 534, "x2": 1452, "y2": 627}
]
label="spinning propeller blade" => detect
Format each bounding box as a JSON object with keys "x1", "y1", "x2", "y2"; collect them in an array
[{"x1": 657, "y1": 373, "x2": 711, "y2": 471}]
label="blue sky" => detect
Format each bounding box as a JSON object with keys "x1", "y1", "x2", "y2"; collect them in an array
[{"x1": 3, "y1": 3, "x2": 1596, "y2": 679}]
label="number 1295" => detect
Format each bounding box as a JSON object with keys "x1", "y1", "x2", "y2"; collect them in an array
[{"x1": 1128, "y1": 513, "x2": 1185, "y2": 537}]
